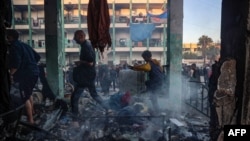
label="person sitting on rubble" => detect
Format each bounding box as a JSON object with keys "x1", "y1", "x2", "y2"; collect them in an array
[{"x1": 128, "y1": 50, "x2": 164, "y2": 114}]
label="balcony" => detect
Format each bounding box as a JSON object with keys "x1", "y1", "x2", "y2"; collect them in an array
[
  {"x1": 14, "y1": 18, "x2": 166, "y2": 30},
  {"x1": 13, "y1": 0, "x2": 166, "y2": 5}
]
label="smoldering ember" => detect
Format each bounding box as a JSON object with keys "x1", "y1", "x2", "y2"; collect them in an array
[{"x1": 0, "y1": 69, "x2": 210, "y2": 141}]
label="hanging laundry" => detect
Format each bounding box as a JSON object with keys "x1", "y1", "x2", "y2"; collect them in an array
[
  {"x1": 87, "y1": 0, "x2": 112, "y2": 53},
  {"x1": 147, "y1": 10, "x2": 168, "y2": 24},
  {"x1": 130, "y1": 23, "x2": 155, "y2": 42}
]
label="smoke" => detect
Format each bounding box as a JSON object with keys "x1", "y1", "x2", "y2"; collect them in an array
[{"x1": 5, "y1": 67, "x2": 210, "y2": 141}]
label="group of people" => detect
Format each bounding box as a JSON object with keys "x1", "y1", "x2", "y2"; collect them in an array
[
  {"x1": 96, "y1": 64, "x2": 118, "y2": 95},
  {"x1": 7, "y1": 29, "x2": 165, "y2": 125},
  {"x1": 182, "y1": 63, "x2": 212, "y2": 85},
  {"x1": 72, "y1": 30, "x2": 165, "y2": 115}
]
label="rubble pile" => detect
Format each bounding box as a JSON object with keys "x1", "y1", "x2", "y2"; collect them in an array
[{"x1": 1, "y1": 87, "x2": 210, "y2": 141}]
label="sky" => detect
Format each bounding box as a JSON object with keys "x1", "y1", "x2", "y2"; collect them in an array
[{"x1": 183, "y1": 0, "x2": 222, "y2": 43}]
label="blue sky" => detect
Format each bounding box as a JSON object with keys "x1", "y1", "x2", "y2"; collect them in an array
[{"x1": 183, "y1": 0, "x2": 222, "y2": 43}]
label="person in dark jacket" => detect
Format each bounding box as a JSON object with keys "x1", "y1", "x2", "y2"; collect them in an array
[
  {"x1": 208, "y1": 59, "x2": 221, "y2": 141},
  {"x1": 99, "y1": 64, "x2": 111, "y2": 95},
  {"x1": 71, "y1": 30, "x2": 107, "y2": 116},
  {"x1": 189, "y1": 63, "x2": 200, "y2": 103},
  {"x1": 7, "y1": 29, "x2": 40, "y2": 124},
  {"x1": 38, "y1": 63, "x2": 55, "y2": 100},
  {"x1": 128, "y1": 50, "x2": 164, "y2": 113},
  {"x1": 110, "y1": 65, "x2": 117, "y2": 91}
]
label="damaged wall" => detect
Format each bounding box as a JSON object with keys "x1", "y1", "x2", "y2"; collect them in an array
[
  {"x1": 208, "y1": 0, "x2": 250, "y2": 140},
  {"x1": 220, "y1": 0, "x2": 249, "y2": 124},
  {"x1": 217, "y1": 0, "x2": 250, "y2": 129},
  {"x1": 242, "y1": 0, "x2": 250, "y2": 125}
]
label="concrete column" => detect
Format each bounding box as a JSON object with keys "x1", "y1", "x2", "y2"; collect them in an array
[
  {"x1": 44, "y1": 0, "x2": 65, "y2": 98},
  {"x1": 167, "y1": 0, "x2": 183, "y2": 112}
]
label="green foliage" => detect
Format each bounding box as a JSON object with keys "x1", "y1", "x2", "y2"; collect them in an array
[
  {"x1": 206, "y1": 46, "x2": 220, "y2": 60},
  {"x1": 198, "y1": 35, "x2": 213, "y2": 46},
  {"x1": 197, "y1": 35, "x2": 214, "y2": 59}
]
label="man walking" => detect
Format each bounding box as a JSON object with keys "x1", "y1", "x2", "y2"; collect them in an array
[{"x1": 71, "y1": 30, "x2": 107, "y2": 116}]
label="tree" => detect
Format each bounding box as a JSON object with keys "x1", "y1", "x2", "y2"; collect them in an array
[
  {"x1": 198, "y1": 35, "x2": 213, "y2": 65},
  {"x1": 206, "y1": 46, "x2": 220, "y2": 61}
]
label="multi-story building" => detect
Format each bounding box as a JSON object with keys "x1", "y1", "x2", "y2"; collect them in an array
[
  {"x1": 183, "y1": 43, "x2": 201, "y2": 54},
  {"x1": 12, "y1": 0, "x2": 168, "y2": 66},
  {"x1": 182, "y1": 42, "x2": 221, "y2": 66},
  {"x1": 183, "y1": 42, "x2": 221, "y2": 55}
]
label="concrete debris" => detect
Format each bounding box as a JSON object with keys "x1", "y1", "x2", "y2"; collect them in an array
[
  {"x1": 41, "y1": 108, "x2": 62, "y2": 130},
  {"x1": 169, "y1": 118, "x2": 186, "y2": 127},
  {"x1": 1, "y1": 87, "x2": 210, "y2": 141}
]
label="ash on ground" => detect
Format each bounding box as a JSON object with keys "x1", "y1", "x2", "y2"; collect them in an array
[{"x1": 11, "y1": 89, "x2": 210, "y2": 141}]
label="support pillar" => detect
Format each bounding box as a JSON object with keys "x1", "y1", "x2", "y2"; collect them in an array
[
  {"x1": 167, "y1": 0, "x2": 183, "y2": 112},
  {"x1": 44, "y1": 0, "x2": 65, "y2": 98}
]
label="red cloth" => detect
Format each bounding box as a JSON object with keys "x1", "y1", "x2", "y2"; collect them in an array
[
  {"x1": 87, "y1": 0, "x2": 112, "y2": 53},
  {"x1": 121, "y1": 91, "x2": 131, "y2": 104}
]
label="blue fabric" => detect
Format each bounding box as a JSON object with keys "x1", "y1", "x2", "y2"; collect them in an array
[
  {"x1": 147, "y1": 11, "x2": 168, "y2": 24},
  {"x1": 147, "y1": 11, "x2": 168, "y2": 18},
  {"x1": 116, "y1": 106, "x2": 144, "y2": 125},
  {"x1": 130, "y1": 23, "x2": 155, "y2": 41},
  {"x1": 108, "y1": 92, "x2": 124, "y2": 111}
]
